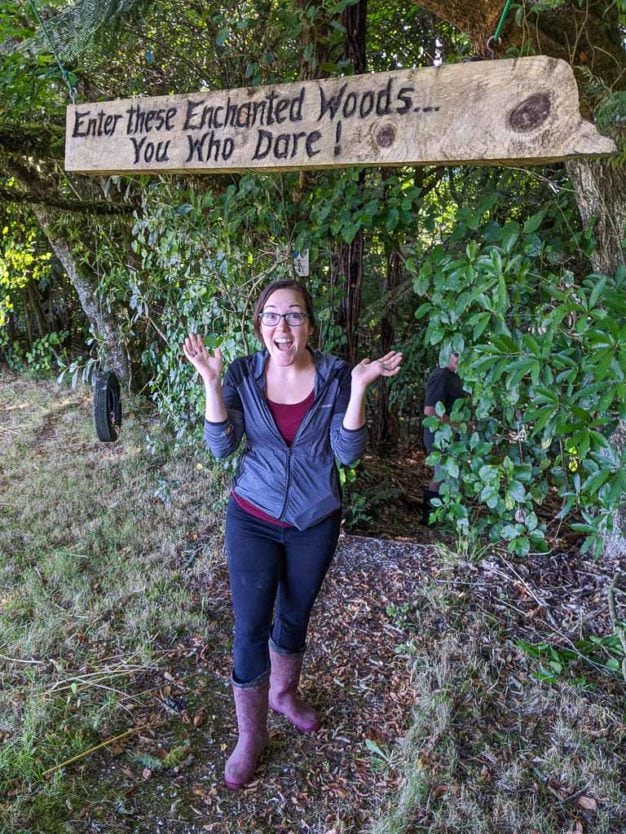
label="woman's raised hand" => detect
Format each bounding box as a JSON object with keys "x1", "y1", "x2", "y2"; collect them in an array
[
  {"x1": 351, "y1": 350, "x2": 403, "y2": 389},
  {"x1": 183, "y1": 334, "x2": 224, "y2": 383}
]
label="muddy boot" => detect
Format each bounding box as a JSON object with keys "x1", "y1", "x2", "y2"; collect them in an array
[
  {"x1": 224, "y1": 681, "x2": 269, "y2": 790},
  {"x1": 269, "y1": 647, "x2": 320, "y2": 733},
  {"x1": 422, "y1": 488, "x2": 440, "y2": 525}
]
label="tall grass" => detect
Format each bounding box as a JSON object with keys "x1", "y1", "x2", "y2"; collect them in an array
[
  {"x1": 369, "y1": 567, "x2": 625, "y2": 834},
  {"x1": 0, "y1": 372, "x2": 228, "y2": 831}
]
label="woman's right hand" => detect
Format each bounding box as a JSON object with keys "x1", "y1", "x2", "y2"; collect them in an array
[{"x1": 183, "y1": 334, "x2": 223, "y2": 384}]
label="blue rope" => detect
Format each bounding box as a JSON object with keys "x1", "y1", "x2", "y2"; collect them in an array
[{"x1": 27, "y1": 0, "x2": 77, "y2": 103}]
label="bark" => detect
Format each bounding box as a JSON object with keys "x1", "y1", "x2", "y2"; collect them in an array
[
  {"x1": 0, "y1": 186, "x2": 135, "y2": 215},
  {"x1": 30, "y1": 203, "x2": 131, "y2": 385},
  {"x1": 0, "y1": 122, "x2": 64, "y2": 159},
  {"x1": 334, "y1": 231, "x2": 364, "y2": 367},
  {"x1": 343, "y1": 0, "x2": 367, "y2": 75},
  {"x1": 26, "y1": 282, "x2": 47, "y2": 339},
  {"x1": 414, "y1": 0, "x2": 624, "y2": 101},
  {"x1": 333, "y1": 0, "x2": 368, "y2": 366},
  {"x1": 372, "y1": 248, "x2": 402, "y2": 450},
  {"x1": 8, "y1": 159, "x2": 132, "y2": 384},
  {"x1": 565, "y1": 158, "x2": 626, "y2": 276},
  {"x1": 567, "y1": 157, "x2": 626, "y2": 559},
  {"x1": 21, "y1": 287, "x2": 34, "y2": 348}
]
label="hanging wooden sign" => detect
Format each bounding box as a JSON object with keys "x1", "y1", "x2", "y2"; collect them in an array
[{"x1": 65, "y1": 56, "x2": 614, "y2": 175}]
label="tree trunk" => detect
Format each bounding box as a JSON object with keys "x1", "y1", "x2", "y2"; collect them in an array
[
  {"x1": 414, "y1": 0, "x2": 624, "y2": 94},
  {"x1": 26, "y1": 281, "x2": 47, "y2": 339},
  {"x1": 7, "y1": 159, "x2": 132, "y2": 385},
  {"x1": 343, "y1": 0, "x2": 367, "y2": 74},
  {"x1": 21, "y1": 287, "x2": 34, "y2": 348},
  {"x1": 30, "y1": 203, "x2": 131, "y2": 386},
  {"x1": 333, "y1": 0, "x2": 368, "y2": 366},
  {"x1": 566, "y1": 158, "x2": 626, "y2": 558},
  {"x1": 372, "y1": 249, "x2": 402, "y2": 450},
  {"x1": 565, "y1": 159, "x2": 626, "y2": 277},
  {"x1": 333, "y1": 231, "x2": 364, "y2": 366}
]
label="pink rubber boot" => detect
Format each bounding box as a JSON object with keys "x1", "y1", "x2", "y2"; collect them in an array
[
  {"x1": 269, "y1": 648, "x2": 320, "y2": 733},
  {"x1": 224, "y1": 681, "x2": 269, "y2": 790}
]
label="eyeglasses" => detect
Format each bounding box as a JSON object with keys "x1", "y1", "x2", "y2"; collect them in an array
[{"x1": 259, "y1": 311, "x2": 309, "y2": 326}]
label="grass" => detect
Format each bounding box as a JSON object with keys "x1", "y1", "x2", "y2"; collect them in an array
[
  {"x1": 0, "y1": 371, "x2": 229, "y2": 832},
  {"x1": 369, "y1": 560, "x2": 625, "y2": 834},
  {"x1": 1, "y1": 371, "x2": 624, "y2": 833}
]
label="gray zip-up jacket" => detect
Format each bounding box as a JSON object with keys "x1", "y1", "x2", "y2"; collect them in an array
[{"x1": 204, "y1": 349, "x2": 367, "y2": 530}]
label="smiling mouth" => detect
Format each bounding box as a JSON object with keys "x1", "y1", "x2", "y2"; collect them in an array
[{"x1": 274, "y1": 338, "x2": 294, "y2": 352}]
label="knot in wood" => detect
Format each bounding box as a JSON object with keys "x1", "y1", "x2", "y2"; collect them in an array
[
  {"x1": 376, "y1": 124, "x2": 396, "y2": 148},
  {"x1": 508, "y1": 93, "x2": 551, "y2": 133}
]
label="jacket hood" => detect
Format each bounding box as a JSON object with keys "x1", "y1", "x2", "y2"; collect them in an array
[{"x1": 248, "y1": 348, "x2": 344, "y2": 387}]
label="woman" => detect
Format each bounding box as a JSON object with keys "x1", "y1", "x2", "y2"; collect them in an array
[{"x1": 183, "y1": 279, "x2": 402, "y2": 790}]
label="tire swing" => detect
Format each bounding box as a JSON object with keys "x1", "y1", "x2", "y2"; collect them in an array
[{"x1": 93, "y1": 370, "x2": 122, "y2": 442}]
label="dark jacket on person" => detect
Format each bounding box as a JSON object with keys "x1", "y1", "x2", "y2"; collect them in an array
[
  {"x1": 423, "y1": 366, "x2": 465, "y2": 453},
  {"x1": 204, "y1": 349, "x2": 367, "y2": 530}
]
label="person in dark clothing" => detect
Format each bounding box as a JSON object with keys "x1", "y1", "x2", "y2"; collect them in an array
[
  {"x1": 422, "y1": 351, "x2": 466, "y2": 523},
  {"x1": 183, "y1": 279, "x2": 403, "y2": 790}
]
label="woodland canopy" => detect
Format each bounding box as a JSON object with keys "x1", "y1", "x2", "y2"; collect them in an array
[{"x1": 1, "y1": 0, "x2": 625, "y2": 557}]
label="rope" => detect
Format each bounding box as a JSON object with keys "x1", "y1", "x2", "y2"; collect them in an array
[
  {"x1": 486, "y1": 0, "x2": 514, "y2": 59},
  {"x1": 27, "y1": 0, "x2": 77, "y2": 103}
]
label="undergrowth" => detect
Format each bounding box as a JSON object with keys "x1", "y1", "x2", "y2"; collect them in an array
[
  {"x1": 2, "y1": 372, "x2": 624, "y2": 834},
  {"x1": 0, "y1": 371, "x2": 229, "y2": 832},
  {"x1": 371, "y1": 558, "x2": 625, "y2": 834}
]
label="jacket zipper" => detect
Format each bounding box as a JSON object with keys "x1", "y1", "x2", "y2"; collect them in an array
[
  {"x1": 278, "y1": 447, "x2": 292, "y2": 520},
  {"x1": 277, "y1": 379, "x2": 332, "y2": 520},
  {"x1": 291, "y1": 378, "x2": 330, "y2": 443},
  {"x1": 251, "y1": 362, "x2": 333, "y2": 522}
]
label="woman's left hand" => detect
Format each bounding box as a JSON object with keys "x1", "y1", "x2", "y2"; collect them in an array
[{"x1": 351, "y1": 351, "x2": 403, "y2": 389}]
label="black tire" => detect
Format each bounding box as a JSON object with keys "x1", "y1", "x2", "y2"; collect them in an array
[{"x1": 93, "y1": 371, "x2": 122, "y2": 442}]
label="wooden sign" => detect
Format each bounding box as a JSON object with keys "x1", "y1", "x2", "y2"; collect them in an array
[{"x1": 65, "y1": 56, "x2": 615, "y2": 175}]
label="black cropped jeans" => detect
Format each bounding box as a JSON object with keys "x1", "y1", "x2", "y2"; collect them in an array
[{"x1": 225, "y1": 496, "x2": 341, "y2": 687}]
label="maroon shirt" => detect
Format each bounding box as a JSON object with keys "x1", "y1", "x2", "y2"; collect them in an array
[{"x1": 232, "y1": 390, "x2": 315, "y2": 526}]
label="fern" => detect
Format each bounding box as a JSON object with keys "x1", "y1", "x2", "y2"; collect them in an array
[
  {"x1": 595, "y1": 91, "x2": 626, "y2": 131},
  {"x1": 20, "y1": 0, "x2": 151, "y2": 61}
]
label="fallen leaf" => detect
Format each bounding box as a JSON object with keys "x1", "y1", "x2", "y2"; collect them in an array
[{"x1": 578, "y1": 796, "x2": 597, "y2": 811}]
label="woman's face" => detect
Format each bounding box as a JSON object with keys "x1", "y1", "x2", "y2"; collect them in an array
[{"x1": 259, "y1": 288, "x2": 313, "y2": 367}]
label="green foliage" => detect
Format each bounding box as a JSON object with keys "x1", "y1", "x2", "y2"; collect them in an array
[
  {"x1": 338, "y1": 460, "x2": 375, "y2": 530},
  {"x1": 518, "y1": 629, "x2": 626, "y2": 684},
  {"x1": 20, "y1": 0, "x2": 150, "y2": 62},
  {"x1": 124, "y1": 163, "x2": 431, "y2": 442},
  {"x1": 126, "y1": 177, "x2": 297, "y2": 441},
  {"x1": 24, "y1": 330, "x2": 69, "y2": 376},
  {"x1": 0, "y1": 216, "x2": 52, "y2": 328},
  {"x1": 0, "y1": 0, "x2": 623, "y2": 558},
  {"x1": 365, "y1": 737, "x2": 394, "y2": 773},
  {"x1": 411, "y1": 176, "x2": 626, "y2": 556},
  {"x1": 128, "y1": 743, "x2": 191, "y2": 772}
]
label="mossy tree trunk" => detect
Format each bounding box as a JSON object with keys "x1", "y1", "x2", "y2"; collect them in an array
[
  {"x1": 6, "y1": 153, "x2": 132, "y2": 386},
  {"x1": 30, "y1": 203, "x2": 131, "y2": 385}
]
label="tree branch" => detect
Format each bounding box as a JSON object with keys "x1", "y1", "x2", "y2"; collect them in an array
[{"x1": 0, "y1": 186, "x2": 135, "y2": 215}]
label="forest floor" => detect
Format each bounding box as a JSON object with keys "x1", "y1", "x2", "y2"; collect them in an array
[{"x1": 1, "y1": 371, "x2": 625, "y2": 834}]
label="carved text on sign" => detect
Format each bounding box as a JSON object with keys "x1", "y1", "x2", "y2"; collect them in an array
[{"x1": 65, "y1": 58, "x2": 615, "y2": 175}]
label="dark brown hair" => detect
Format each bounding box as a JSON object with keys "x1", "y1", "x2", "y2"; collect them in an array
[{"x1": 252, "y1": 279, "x2": 316, "y2": 340}]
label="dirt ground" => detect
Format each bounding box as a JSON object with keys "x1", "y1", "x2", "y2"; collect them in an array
[
  {"x1": 2, "y1": 374, "x2": 623, "y2": 834},
  {"x1": 67, "y1": 530, "x2": 624, "y2": 834}
]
